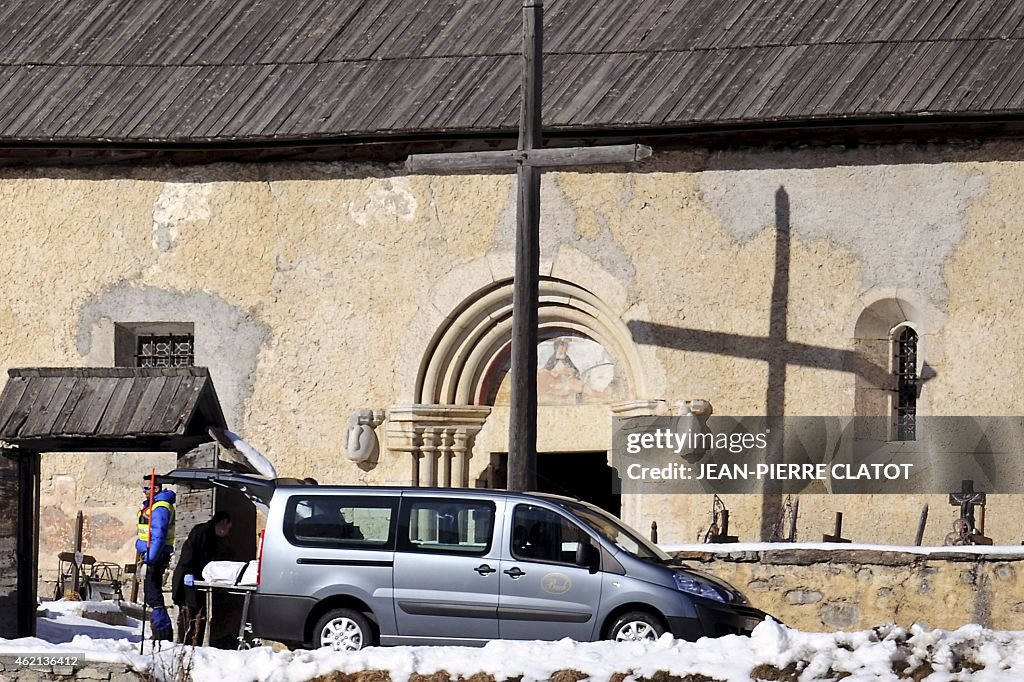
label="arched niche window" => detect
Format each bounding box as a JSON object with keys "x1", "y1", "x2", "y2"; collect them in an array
[
  {"x1": 892, "y1": 325, "x2": 919, "y2": 441},
  {"x1": 852, "y1": 294, "x2": 938, "y2": 443}
]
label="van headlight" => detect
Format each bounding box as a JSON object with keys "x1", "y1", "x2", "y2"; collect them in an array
[{"x1": 673, "y1": 572, "x2": 726, "y2": 603}]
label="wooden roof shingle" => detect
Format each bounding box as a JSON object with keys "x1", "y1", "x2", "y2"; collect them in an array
[
  {"x1": 0, "y1": 0, "x2": 1023, "y2": 144},
  {"x1": 0, "y1": 368, "x2": 227, "y2": 452}
]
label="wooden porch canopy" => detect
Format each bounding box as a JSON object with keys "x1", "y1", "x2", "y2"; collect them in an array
[
  {"x1": 0, "y1": 367, "x2": 227, "y2": 453},
  {"x1": 0, "y1": 367, "x2": 231, "y2": 639}
]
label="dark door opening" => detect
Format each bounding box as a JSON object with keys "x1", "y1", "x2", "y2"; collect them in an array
[
  {"x1": 537, "y1": 452, "x2": 620, "y2": 517},
  {"x1": 477, "y1": 452, "x2": 621, "y2": 517}
]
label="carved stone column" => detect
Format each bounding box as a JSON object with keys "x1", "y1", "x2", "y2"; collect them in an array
[
  {"x1": 417, "y1": 429, "x2": 433, "y2": 486},
  {"x1": 386, "y1": 405, "x2": 491, "y2": 487},
  {"x1": 450, "y1": 430, "x2": 469, "y2": 488}
]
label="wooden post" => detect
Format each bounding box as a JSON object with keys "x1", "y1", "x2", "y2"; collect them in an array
[
  {"x1": 507, "y1": 0, "x2": 543, "y2": 492},
  {"x1": 71, "y1": 510, "x2": 84, "y2": 598},
  {"x1": 404, "y1": 2, "x2": 650, "y2": 492},
  {"x1": 0, "y1": 449, "x2": 22, "y2": 638},
  {"x1": 822, "y1": 511, "x2": 851, "y2": 543},
  {"x1": 914, "y1": 505, "x2": 928, "y2": 546},
  {"x1": 17, "y1": 451, "x2": 40, "y2": 636},
  {"x1": 788, "y1": 498, "x2": 799, "y2": 542}
]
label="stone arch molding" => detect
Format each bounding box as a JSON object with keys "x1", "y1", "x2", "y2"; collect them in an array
[
  {"x1": 416, "y1": 276, "x2": 646, "y2": 406},
  {"x1": 851, "y1": 287, "x2": 944, "y2": 340},
  {"x1": 386, "y1": 275, "x2": 648, "y2": 487}
]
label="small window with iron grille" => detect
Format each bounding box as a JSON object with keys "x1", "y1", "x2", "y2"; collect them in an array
[
  {"x1": 135, "y1": 333, "x2": 195, "y2": 367},
  {"x1": 113, "y1": 322, "x2": 195, "y2": 368},
  {"x1": 893, "y1": 326, "x2": 918, "y2": 441}
]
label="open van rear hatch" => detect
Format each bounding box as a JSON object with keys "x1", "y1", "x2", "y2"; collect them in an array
[{"x1": 157, "y1": 467, "x2": 299, "y2": 506}]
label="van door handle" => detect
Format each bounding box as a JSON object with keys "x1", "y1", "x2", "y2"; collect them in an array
[
  {"x1": 474, "y1": 564, "x2": 496, "y2": 575},
  {"x1": 503, "y1": 566, "x2": 525, "y2": 579}
]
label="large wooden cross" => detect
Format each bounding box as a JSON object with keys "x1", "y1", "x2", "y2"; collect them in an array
[{"x1": 407, "y1": 0, "x2": 650, "y2": 491}]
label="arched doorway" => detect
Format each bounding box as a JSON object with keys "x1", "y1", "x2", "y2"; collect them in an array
[{"x1": 408, "y1": 276, "x2": 643, "y2": 514}]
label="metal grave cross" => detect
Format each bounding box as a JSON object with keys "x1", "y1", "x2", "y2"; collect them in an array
[
  {"x1": 406, "y1": 0, "x2": 651, "y2": 491},
  {"x1": 948, "y1": 479, "x2": 986, "y2": 528}
]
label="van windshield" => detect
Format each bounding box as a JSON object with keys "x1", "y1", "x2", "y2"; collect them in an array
[{"x1": 559, "y1": 501, "x2": 671, "y2": 563}]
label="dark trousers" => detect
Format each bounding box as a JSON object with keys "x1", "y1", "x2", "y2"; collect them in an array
[
  {"x1": 175, "y1": 603, "x2": 207, "y2": 645},
  {"x1": 144, "y1": 551, "x2": 173, "y2": 638},
  {"x1": 143, "y1": 551, "x2": 170, "y2": 608}
]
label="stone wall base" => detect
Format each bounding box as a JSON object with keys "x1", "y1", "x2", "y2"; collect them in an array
[{"x1": 675, "y1": 547, "x2": 1024, "y2": 631}]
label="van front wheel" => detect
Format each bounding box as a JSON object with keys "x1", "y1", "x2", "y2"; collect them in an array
[
  {"x1": 608, "y1": 611, "x2": 665, "y2": 642},
  {"x1": 314, "y1": 608, "x2": 373, "y2": 651}
]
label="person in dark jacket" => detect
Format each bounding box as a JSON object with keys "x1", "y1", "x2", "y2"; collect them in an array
[
  {"x1": 171, "y1": 511, "x2": 232, "y2": 644},
  {"x1": 135, "y1": 478, "x2": 176, "y2": 641}
]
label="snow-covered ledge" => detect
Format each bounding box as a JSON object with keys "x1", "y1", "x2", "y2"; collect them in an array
[{"x1": 665, "y1": 542, "x2": 1024, "y2": 632}]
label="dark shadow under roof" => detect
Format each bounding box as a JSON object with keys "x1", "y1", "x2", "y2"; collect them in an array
[
  {"x1": 0, "y1": 0, "x2": 1023, "y2": 145},
  {"x1": 0, "y1": 367, "x2": 227, "y2": 452}
]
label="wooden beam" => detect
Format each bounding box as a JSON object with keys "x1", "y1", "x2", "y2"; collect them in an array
[
  {"x1": 401, "y1": 1, "x2": 650, "y2": 493},
  {"x1": 507, "y1": 0, "x2": 544, "y2": 493},
  {"x1": 405, "y1": 144, "x2": 653, "y2": 172},
  {"x1": 0, "y1": 436, "x2": 211, "y2": 452}
]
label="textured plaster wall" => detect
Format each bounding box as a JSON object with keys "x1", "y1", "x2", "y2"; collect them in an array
[{"x1": 1, "y1": 141, "x2": 1023, "y2": 580}]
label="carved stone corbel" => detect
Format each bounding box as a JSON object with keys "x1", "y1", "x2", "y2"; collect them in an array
[{"x1": 345, "y1": 409, "x2": 387, "y2": 464}]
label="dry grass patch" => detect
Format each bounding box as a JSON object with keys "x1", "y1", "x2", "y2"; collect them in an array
[{"x1": 749, "y1": 662, "x2": 801, "y2": 681}]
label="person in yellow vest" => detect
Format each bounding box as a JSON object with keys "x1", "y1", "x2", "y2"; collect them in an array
[{"x1": 135, "y1": 477, "x2": 176, "y2": 641}]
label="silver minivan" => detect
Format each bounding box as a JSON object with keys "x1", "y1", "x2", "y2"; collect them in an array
[{"x1": 160, "y1": 469, "x2": 769, "y2": 650}]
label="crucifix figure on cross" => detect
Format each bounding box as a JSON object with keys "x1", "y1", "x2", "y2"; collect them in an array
[
  {"x1": 945, "y1": 479, "x2": 992, "y2": 545},
  {"x1": 407, "y1": 0, "x2": 651, "y2": 491}
]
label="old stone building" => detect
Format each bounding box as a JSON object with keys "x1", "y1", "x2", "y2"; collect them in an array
[{"x1": 1, "y1": 0, "x2": 1024, "y2": 597}]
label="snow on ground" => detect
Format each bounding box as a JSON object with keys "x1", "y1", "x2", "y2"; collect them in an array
[
  {"x1": 5, "y1": 609, "x2": 1024, "y2": 681},
  {"x1": 35, "y1": 599, "x2": 145, "y2": 644},
  {"x1": 662, "y1": 542, "x2": 1024, "y2": 556}
]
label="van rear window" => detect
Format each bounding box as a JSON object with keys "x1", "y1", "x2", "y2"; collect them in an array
[
  {"x1": 284, "y1": 496, "x2": 396, "y2": 549},
  {"x1": 398, "y1": 498, "x2": 495, "y2": 556}
]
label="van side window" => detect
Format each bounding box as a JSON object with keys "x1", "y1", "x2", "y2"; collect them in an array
[
  {"x1": 398, "y1": 498, "x2": 495, "y2": 556},
  {"x1": 511, "y1": 504, "x2": 588, "y2": 565},
  {"x1": 284, "y1": 495, "x2": 396, "y2": 549}
]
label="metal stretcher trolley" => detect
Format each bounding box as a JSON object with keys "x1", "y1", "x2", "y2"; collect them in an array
[{"x1": 191, "y1": 580, "x2": 258, "y2": 650}]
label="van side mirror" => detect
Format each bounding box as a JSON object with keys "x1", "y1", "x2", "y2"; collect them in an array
[{"x1": 575, "y1": 540, "x2": 600, "y2": 573}]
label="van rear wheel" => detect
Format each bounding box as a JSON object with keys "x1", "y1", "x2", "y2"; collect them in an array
[
  {"x1": 314, "y1": 608, "x2": 373, "y2": 651},
  {"x1": 608, "y1": 611, "x2": 665, "y2": 642}
]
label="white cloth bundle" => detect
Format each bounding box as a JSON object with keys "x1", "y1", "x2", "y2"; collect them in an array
[
  {"x1": 201, "y1": 560, "x2": 249, "y2": 584},
  {"x1": 238, "y1": 560, "x2": 258, "y2": 586}
]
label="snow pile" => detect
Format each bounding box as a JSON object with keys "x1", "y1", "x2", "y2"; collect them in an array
[
  {"x1": 34, "y1": 599, "x2": 143, "y2": 644},
  {"x1": 743, "y1": 621, "x2": 1024, "y2": 681},
  {"x1": 6, "y1": 617, "x2": 1024, "y2": 681},
  {"x1": 41, "y1": 599, "x2": 125, "y2": 617}
]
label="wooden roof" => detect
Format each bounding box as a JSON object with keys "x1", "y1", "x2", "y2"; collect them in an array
[
  {"x1": 0, "y1": 0, "x2": 1022, "y2": 145},
  {"x1": 0, "y1": 367, "x2": 227, "y2": 452}
]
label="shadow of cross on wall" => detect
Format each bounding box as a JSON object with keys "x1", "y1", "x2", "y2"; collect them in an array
[{"x1": 627, "y1": 187, "x2": 936, "y2": 539}]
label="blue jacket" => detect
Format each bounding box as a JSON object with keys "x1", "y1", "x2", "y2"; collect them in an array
[{"x1": 135, "y1": 489, "x2": 176, "y2": 561}]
